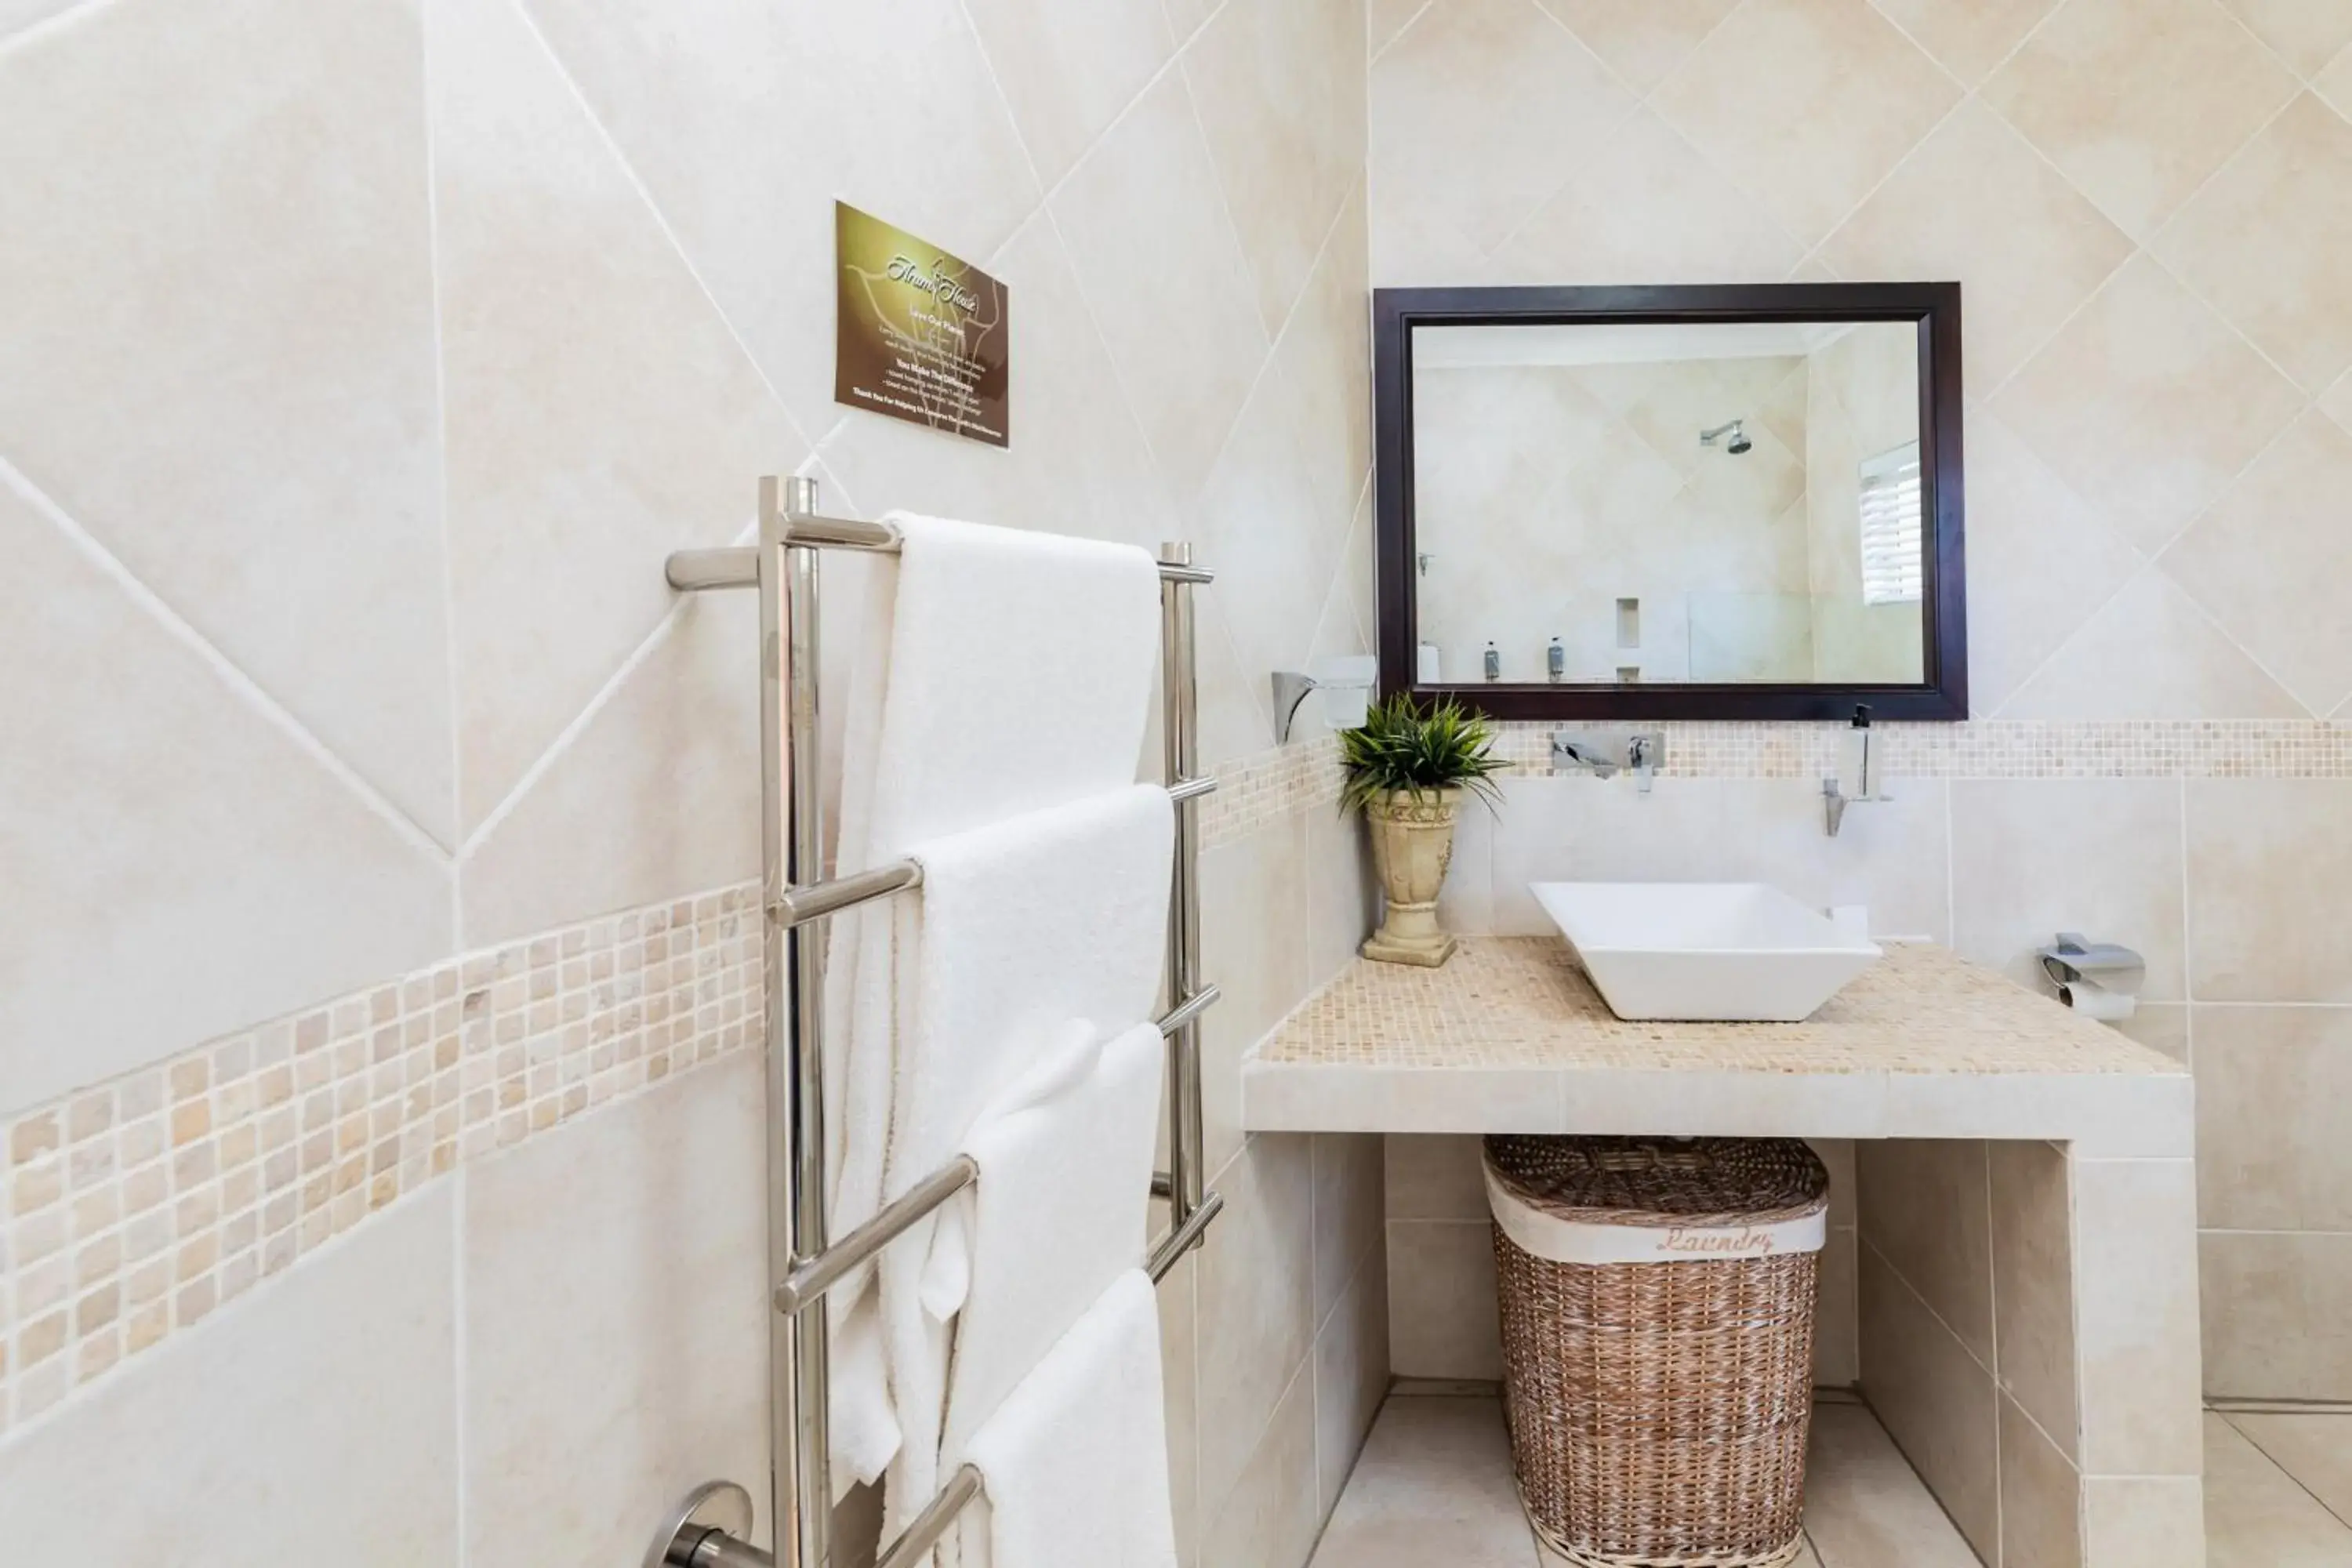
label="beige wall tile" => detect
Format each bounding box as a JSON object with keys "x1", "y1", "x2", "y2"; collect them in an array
[
  {"x1": 461, "y1": 1053, "x2": 767, "y2": 1563},
  {"x1": 2194, "y1": 1004, "x2": 2352, "y2": 1229},
  {"x1": 2119, "y1": 1000, "x2": 2191, "y2": 1063},
  {"x1": 2323, "y1": 42, "x2": 2352, "y2": 119},
  {"x1": 0, "y1": 484, "x2": 453, "y2": 1119},
  {"x1": 1649, "y1": 0, "x2": 1957, "y2": 248},
  {"x1": 1867, "y1": 0, "x2": 2061, "y2": 85},
  {"x1": 1999, "y1": 1391, "x2": 2083, "y2": 1568},
  {"x1": 1314, "y1": 1250, "x2": 1392, "y2": 1516},
  {"x1": 2074, "y1": 1156, "x2": 2204, "y2": 1474},
  {"x1": 1386, "y1": 1134, "x2": 1490, "y2": 1221},
  {"x1": 1981, "y1": 0, "x2": 2298, "y2": 238},
  {"x1": 1203, "y1": 1358, "x2": 1321, "y2": 1568},
  {"x1": 2081, "y1": 1476, "x2": 2206, "y2": 1568},
  {"x1": 2224, "y1": 1410, "x2": 2352, "y2": 1523},
  {"x1": 1857, "y1": 1139, "x2": 1994, "y2": 1365},
  {"x1": 2161, "y1": 412, "x2": 2352, "y2": 718},
  {"x1": 2204, "y1": 1410, "x2": 2352, "y2": 1564},
  {"x1": 1368, "y1": 0, "x2": 1429, "y2": 60},
  {"x1": 1991, "y1": 257, "x2": 2306, "y2": 556},
  {"x1": 2187, "y1": 779, "x2": 2352, "y2": 1001},
  {"x1": 1534, "y1": 0, "x2": 1740, "y2": 93},
  {"x1": 0, "y1": 0, "x2": 453, "y2": 842},
  {"x1": 1803, "y1": 1399, "x2": 1984, "y2": 1568},
  {"x1": 1387, "y1": 1219, "x2": 1502, "y2": 1380},
  {"x1": 1275, "y1": 179, "x2": 1374, "y2": 548},
  {"x1": 426, "y1": 0, "x2": 805, "y2": 834},
  {"x1": 1999, "y1": 568, "x2": 2305, "y2": 721},
  {"x1": 960, "y1": 0, "x2": 1173, "y2": 188},
  {"x1": 2201, "y1": 1229, "x2": 2352, "y2": 1399},
  {"x1": 2215, "y1": 0, "x2": 2352, "y2": 79},
  {"x1": 1308, "y1": 1396, "x2": 1534, "y2": 1568},
  {"x1": 1052, "y1": 69, "x2": 1271, "y2": 500},
  {"x1": 1314, "y1": 1132, "x2": 1387, "y2": 1322},
  {"x1": 1197, "y1": 1134, "x2": 1319, "y2": 1519},
  {"x1": 1824, "y1": 101, "x2": 2135, "y2": 392},
  {"x1": 1991, "y1": 1140, "x2": 2078, "y2": 1460},
  {"x1": 0, "y1": 1189, "x2": 457, "y2": 1563},
  {"x1": 1200, "y1": 815, "x2": 1311, "y2": 1173},
  {"x1": 1306, "y1": 800, "x2": 1381, "y2": 993},
  {"x1": 1857, "y1": 1242, "x2": 2000, "y2": 1561},
  {"x1": 1814, "y1": 1225, "x2": 1861, "y2": 1387},
  {"x1": 1809, "y1": 1137, "x2": 1857, "y2": 1227},
  {"x1": 1950, "y1": 778, "x2": 2187, "y2": 1000}
]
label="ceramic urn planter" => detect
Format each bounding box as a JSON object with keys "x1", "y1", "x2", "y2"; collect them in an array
[{"x1": 1360, "y1": 787, "x2": 1462, "y2": 967}]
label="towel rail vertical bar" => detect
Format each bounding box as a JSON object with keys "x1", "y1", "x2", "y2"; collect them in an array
[
  {"x1": 766, "y1": 474, "x2": 832, "y2": 1568},
  {"x1": 1159, "y1": 542, "x2": 1207, "y2": 1225}
]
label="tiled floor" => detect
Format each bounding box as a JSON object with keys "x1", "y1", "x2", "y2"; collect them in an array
[{"x1": 1308, "y1": 1393, "x2": 2352, "y2": 1567}]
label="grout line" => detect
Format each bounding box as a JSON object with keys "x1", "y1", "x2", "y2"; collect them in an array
[
  {"x1": 0, "y1": 453, "x2": 457, "y2": 866},
  {"x1": 1366, "y1": 0, "x2": 1434, "y2": 67},
  {"x1": 452, "y1": 1163, "x2": 471, "y2": 1568},
  {"x1": 2216, "y1": 1407, "x2": 2352, "y2": 1533},
  {"x1": 419, "y1": 0, "x2": 468, "y2": 946}
]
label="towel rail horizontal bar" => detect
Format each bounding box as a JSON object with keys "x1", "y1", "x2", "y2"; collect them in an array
[
  {"x1": 1156, "y1": 982, "x2": 1221, "y2": 1037},
  {"x1": 665, "y1": 546, "x2": 759, "y2": 592},
  {"x1": 770, "y1": 860, "x2": 922, "y2": 928},
  {"x1": 663, "y1": 541, "x2": 1214, "y2": 592},
  {"x1": 876, "y1": 1465, "x2": 985, "y2": 1568},
  {"x1": 1147, "y1": 1189, "x2": 1224, "y2": 1281},
  {"x1": 1167, "y1": 774, "x2": 1217, "y2": 803}
]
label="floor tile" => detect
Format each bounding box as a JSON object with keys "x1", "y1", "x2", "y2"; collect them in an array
[
  {"x1": 1804, "y1": 1403, "x2": 1984, "y2": 1568},
  {"x1": 1308, "y1": 1396, "x2": 1535, "y2": 1567},
  {"x1": 2204, "y1": 1413, "x2": 2352, "y2": 1566},
  {"x1": 2225, "y1": 1411, "x2": 2352, "y2": 1530}
]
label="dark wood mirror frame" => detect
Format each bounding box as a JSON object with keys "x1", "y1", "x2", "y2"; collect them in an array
[{"x1": 1374, "y1": 282, "x2": 1968, "y2": 721}]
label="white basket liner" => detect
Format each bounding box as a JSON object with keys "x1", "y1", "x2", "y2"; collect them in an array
[{"x1": 1484, "y1": 1166, "x2": 1825, "y2": 1267}]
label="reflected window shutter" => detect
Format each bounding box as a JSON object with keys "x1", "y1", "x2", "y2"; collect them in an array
[{"x1": 1858, "y1": 441, "x2": 1923, "y2": 606}]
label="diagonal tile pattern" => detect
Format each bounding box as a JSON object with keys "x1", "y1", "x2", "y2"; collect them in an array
[
  {"x1": 2215, "y1": 0, "x2": 2352, "y2": 79},
  {"x1": 1862, "y1": 0, "x2": 2062, "y2": 88}
]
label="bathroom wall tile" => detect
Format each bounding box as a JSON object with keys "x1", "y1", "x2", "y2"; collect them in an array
[
  {"x1": 0, "y1": 1189, "x2": 457, "y2": 1563},
  {"x1": 1495, "y1": 107, "x2": 1806, "y2": 287},
  {"x1": 1857, "y1": 1242, "x2": 2000, "y2": 1562},
  {"x1": 1949, "y1": 778, "x2": 2187, "y2": 1000},
  {"x1": 1999, "y1": 568, "x2": 2305, "y2": 722},
  {"x1": 1200, "y1": 814, "x2": 1311, "y2": 1173},
  {"x1": 457, "y1": 593, "x2": 760, "y2": 946},
  {"x1": 1308, "y1": 1396, "x2": 1534, "y2": 1568},
  {"x1": 2224, "y1": 1410, "x2": 2352, "y2": 1522},
  {"x1": 1813, "y1": 1225, "x2": 1861, "y2": 1387},
  {"x1": 461, "y1": 1053, "x2": 767, "y2": 1564},
  {"x1": 1649, "y1": 0, "x2": 1958, "y2": 249},
  {"x1": 521, "y1": 0, "x2": 1040, "y2": 440},
  {"x1": 1991, "y1": 1139, "x2": 2078, "y2": 1460},
  {"x1": 1305, "y1": 795, "x2": 1379, "y2": 989},
  {"x1": 0, "y1": 0, "x2": 454, "y2": 842},
  {"x1": 2201, "y1": 1229, "x2": 2352, "y2": 1399},
  {"x1": 960, "y1": 0, "x2": 1173, "y2": 189},
  {"x1": 1999, "y1": 1392, "x2": 2083, "y2": 1568},
  {"x1": 1203, "y1": 1341, "x2": 1320, "y2": 1568},
  {"x1": 427, "y1": 0, "x2": 805, "y2": 833},
  {"x1": 1185, "y1": 0, "x2": 1365, "y2": 337},
  {"x1": 2324, "y1": 367, "x2": 2352, "y2": 438},
  {"x1": 1821, "y1": 101, "x2": 2136, "y2": 392},
  {"x1": 1196, "y1": 1134, "x2": 1319, "y2": 1520},
  {"x1": 0, "y1": 0, "x2": 78, "y2": 42},
  {"x1": 816, "y1": 212, "x2": 1178, "y2": 556},
  {"x1": 1534, "y1": 0, "x2": 1740, "y2": 93},
  {"x1": 1367, "y1": 0, "x2": 1636, "y2": 261},
  {"x1": 1958, "y1": 410, "x2": 2146, "y2": 717},
  {"x1": 0, "y1": 483, "x2": 454, "y2": 1119},
  {"x1": 2203, "y1": 1410, "x2": 2352, "y2": 1564},
  {"x1": 2074, "y1": 1156, "x2": 2203, "y2": 1473},
  {"x1": 2162, "y1": 412, "x2": 2352, "y2": 718},
  {"x1": 1196, "y1": 593, "x2": 1281, "y2": 771},
  {"x1": 1273, "y1": 179, "x2": 1374, "y2": 546},
  {"x1": 2193, "y1": 1004, "x2": 2352, "y2": 1230},
  {"x1": 2187, "y1": 779, "x2": 2352, "y2": 1001},
  {"x1": 1436, "y1": 789, "x2": 1497, "y2": 936},
  {"x1": 1991, "y1": 257, "x2": 2306, "y2": 556},
  {"x1": 1313, "y1": 1249, "x2": 1392, "y2": 1516},
  {"x1": 2120, "y1": 1001, "x2": 2190, "y2": 1064},
  {"x1": 2216, "y1": 0, "x2": 2352, "y2": 80},
  {"x1": 1802, "y1": 1402, "x2": 1984, "y2": 1568},
  {"x1": 2158, "y1": 96, "x2": 2352, "y2": 396},
  {"x1": 1864, "y1": 0, "x2": 2060, "y2": 86},
  {"x1": 1053, "y1": 69, "x2": 1272, "y2": 503},
  {"x1": 1385, "y1": 1219, "x2": 1501, "y2": 1380},
  {"x1": 2080, "y1": 1477, "x2": 2205, "y2": 1568},
  {"x1": 1158, "y1": 1252, "x2": 1202, "y2": 1568},
  {"x1": 1385, "y1": 1134, "x2": 1489, "y2": 1221},
  {"x1": 1313, "y1": 1132, "x2": 1386, "y2": 1323},
  {"x1": 1857, "y1": 1139, "x2": 1994, "y2": 1367},
  {"x1": 2323, "y1": 45, "x2": 2352, "y2": 121},
  {"x1": 1980, "y1": 0, "x2": 2297, "y2": 239},
  {"x1": 1368, "y1": 0, "x2": 1429, "y2": 60},
  {"x1": 1809, "y1": 1137, "x2": 1857, "y2": 1228}
]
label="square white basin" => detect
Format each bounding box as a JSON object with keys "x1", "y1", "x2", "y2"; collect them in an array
[{"x1": 1530, "y1": 882, "x2": 1882, "y2": 1022}]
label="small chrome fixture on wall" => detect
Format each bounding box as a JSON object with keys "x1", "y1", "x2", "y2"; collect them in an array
[
  {"x1": 1271, "y1": 655, "x2": 1376, "y2": 743},
  {"x1": 1822, "y1": 706, "x2": 1887, "y2": 836},
  {"x1": 2037, "y1": 934, "x2": 2144, "y2": 1024},
  {"x1": 1552, "y1": 728, "x2": 1666, "y2": 794}
]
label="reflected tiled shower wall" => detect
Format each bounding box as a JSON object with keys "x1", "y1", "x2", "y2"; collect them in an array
[
  {"x1": 0, "y1": 0, "x2": 1377, "y2": 1563},
  {"x1": 1370, "y1": 0, "x2": 2352, "y2": 1403}
]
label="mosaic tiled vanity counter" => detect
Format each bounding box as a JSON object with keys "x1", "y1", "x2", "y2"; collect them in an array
[{"x1": 1244, "y1": 939, "x2": 2205, "y2": 1568}]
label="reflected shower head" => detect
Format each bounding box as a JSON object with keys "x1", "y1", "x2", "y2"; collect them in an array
[{"x1": 1700, "y1": 419, "x2": 1752, "y2": 456}]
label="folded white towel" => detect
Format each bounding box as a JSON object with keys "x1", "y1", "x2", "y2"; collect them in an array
[
  {"x1": 950, "y1": 1270, "x2": 1179, "y2": 1568},
  {"x1": 819, "y1": 514, "x2": 1163, "y2": 1490},
  {"x1": 925, "y1": 1021, "x2": 1165, "y2": 1459}
]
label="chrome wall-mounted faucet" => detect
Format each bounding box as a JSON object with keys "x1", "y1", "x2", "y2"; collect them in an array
[{"x1": 1552, "y1": 728, "x2": 1665, "y2": 790}]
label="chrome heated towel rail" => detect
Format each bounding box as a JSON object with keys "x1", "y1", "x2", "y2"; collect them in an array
[{"x1": 644, "y1": 477, "x2": 1225, "y2": 1568}]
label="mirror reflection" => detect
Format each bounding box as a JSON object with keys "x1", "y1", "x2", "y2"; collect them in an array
[{"x1": 1410, "y1": 320, "x2": 1925, "y2": 687}]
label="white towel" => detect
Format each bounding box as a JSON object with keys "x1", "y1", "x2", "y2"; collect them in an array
[
  {"x1": 819, "y1": 514, "x2": 1163, "y2": 1490},
  {"x1": 949, "y1": 1270, "x2": 1179, "y2": 1568},
  {"x1": 925, "y1": 1022, "x2": 1166, "y2": 1460}
]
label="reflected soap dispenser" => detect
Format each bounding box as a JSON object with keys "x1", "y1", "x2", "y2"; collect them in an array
[
  {"x1": 1547, "y1": 637, "x2": 1566, "y2": 684},
  {"x1": 1483, "y1": 641, "x2": 1501, "y2": 682}
]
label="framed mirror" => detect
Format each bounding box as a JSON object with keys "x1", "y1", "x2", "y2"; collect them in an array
[{"x1": 1373, "y1": 284, "x2": 1967, "y2": 720}]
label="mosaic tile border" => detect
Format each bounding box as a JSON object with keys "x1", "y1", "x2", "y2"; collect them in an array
[
  {"x1": 0, "y1": 884, "x2": 763, "y2": 1437},
  {"x1": 1197, "y1": 734, "x2": 1345, "y2": 848}
]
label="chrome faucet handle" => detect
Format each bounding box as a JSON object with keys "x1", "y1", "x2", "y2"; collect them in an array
[{"x1": 1551, "y1": 734, "x2": 1619, "y2": 779}]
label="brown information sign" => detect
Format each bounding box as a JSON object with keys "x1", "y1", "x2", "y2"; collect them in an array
[{"x1": 834, "y1": 201, "x2": 1010, "y2": 448}]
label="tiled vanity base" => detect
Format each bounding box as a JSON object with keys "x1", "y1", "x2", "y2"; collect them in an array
[{"x1": 1245, "y1": 941, "x2": 2205, "y2": 1567}]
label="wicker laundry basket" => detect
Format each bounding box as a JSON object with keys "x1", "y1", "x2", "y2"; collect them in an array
[{"x1": 1484, "y1": 1135, "x2": 1829, "y2": 1568}]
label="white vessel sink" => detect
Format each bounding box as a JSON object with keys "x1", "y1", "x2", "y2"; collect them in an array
[{"x1": 1530, "y1": 882, "x2": 1882, "y2": 1022}]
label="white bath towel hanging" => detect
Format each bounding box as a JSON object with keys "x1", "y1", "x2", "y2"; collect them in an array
[
  {"x1": 817, "y1": 512, "x2": 1163, "y2": 1490},
  {"x1": 924, "y1": 1020, "x2": 1165, "y2": 1458},
  {"x1": 946, "y1": 1270, "x2": 1179, "y2": 1568}
]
